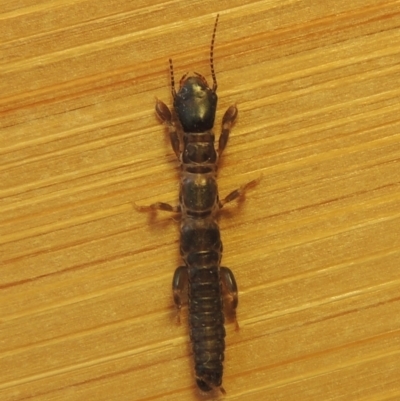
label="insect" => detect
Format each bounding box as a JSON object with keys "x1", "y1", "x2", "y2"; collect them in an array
[{"x1": 140, "y1": 14, "x2": 257, "y2": 394}]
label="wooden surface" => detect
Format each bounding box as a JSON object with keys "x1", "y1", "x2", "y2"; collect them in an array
[{"x1": 1, "y1": 1, "x2": 400, "y2": 400}]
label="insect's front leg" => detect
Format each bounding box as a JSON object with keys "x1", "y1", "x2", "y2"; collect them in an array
[
  {"x1": 136, "y1": 99, "x2": 181, "y2": 213},
  {"x1": 136, "y1": 202, "x2": 181, "y2": 213},
  {"x1": 220, "y1": 267, "x2": 239, "y2": 330},
  {"x1": 218, "y1": 105, "x2": 238, "y2": 156},
  {"x1": 155, "y1": 99, "x2": 181, "y2": 158},
  {"x1": 172, "y1": 266, "x2": 188, "y2": 323}
]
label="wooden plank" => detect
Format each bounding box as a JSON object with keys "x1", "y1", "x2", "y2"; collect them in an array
[{"x1": 1, "y1": 1, "x2": 400, "y2": 400}]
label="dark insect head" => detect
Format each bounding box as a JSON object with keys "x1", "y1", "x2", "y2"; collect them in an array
[
  {"x1": 173, "y1": 74, "x2": 217, "y2": 132},
  {"x1": 168, "y1": 14, "x2": 220, "y2": 133}
]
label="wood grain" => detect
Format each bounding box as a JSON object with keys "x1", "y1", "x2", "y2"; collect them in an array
[{"x1": 1, "y1": 1, "x2": 400, "y2": 400}]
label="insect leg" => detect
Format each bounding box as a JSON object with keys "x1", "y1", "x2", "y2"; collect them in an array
[
  {"x1": 155, "y1": 98, "x2": 181, "y2": 158},
  {"x1": 219, "y1": 177, "x2": 260, "y2": 208},
  {"x1": 135, "y1": 202, "x2": 181, "y2": 213},
  {"x1": 172, "y1": 266, "x2": 188, "y2": 323},
  {"x1": 220, "y1": 267, "x2": 239, "y2": 330},
  {"x1": 218, "y1": 105, "x2": 238, "y2": 156}
]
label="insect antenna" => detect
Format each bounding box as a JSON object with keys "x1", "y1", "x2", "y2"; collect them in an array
[
  {"x1": 210, "y1": 14, "x2": 219, "y2": 92},
  {"x1": 169, "y1": 58, "x2": 176, "y2": 97}
]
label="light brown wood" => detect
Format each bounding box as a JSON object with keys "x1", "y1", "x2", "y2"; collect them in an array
[{"x1": 1, "y1": 1, "x2": 400, "y2": 400}]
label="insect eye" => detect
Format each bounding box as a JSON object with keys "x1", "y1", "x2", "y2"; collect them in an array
[{"x1": 179, "y1": 86, "x2": 189, "y2": 99}]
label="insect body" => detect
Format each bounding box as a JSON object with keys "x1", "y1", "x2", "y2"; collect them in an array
[{"x1": 143, "y1": 15, "x2": 256, "y2": 393}]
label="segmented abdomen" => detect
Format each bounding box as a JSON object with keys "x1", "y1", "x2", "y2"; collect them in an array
[{"x1": 180, "y1": 216, "x2": 225, "y2": 392}]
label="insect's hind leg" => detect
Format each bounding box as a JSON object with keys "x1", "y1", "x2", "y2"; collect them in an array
[
  {"x1": 220, "y1": 267, "x2": 239, "y2": 330},
  {"x1": 172, "y1": 266, "x2": 188, "y2": 323}
]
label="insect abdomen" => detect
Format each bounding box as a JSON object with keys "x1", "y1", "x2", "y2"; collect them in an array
[
  {"x1": 189, "y1": 266, "x2": 225, "y2": 392},
  {"x1": 180, "y1": 217, "x2": 225, "y2": 392}
]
